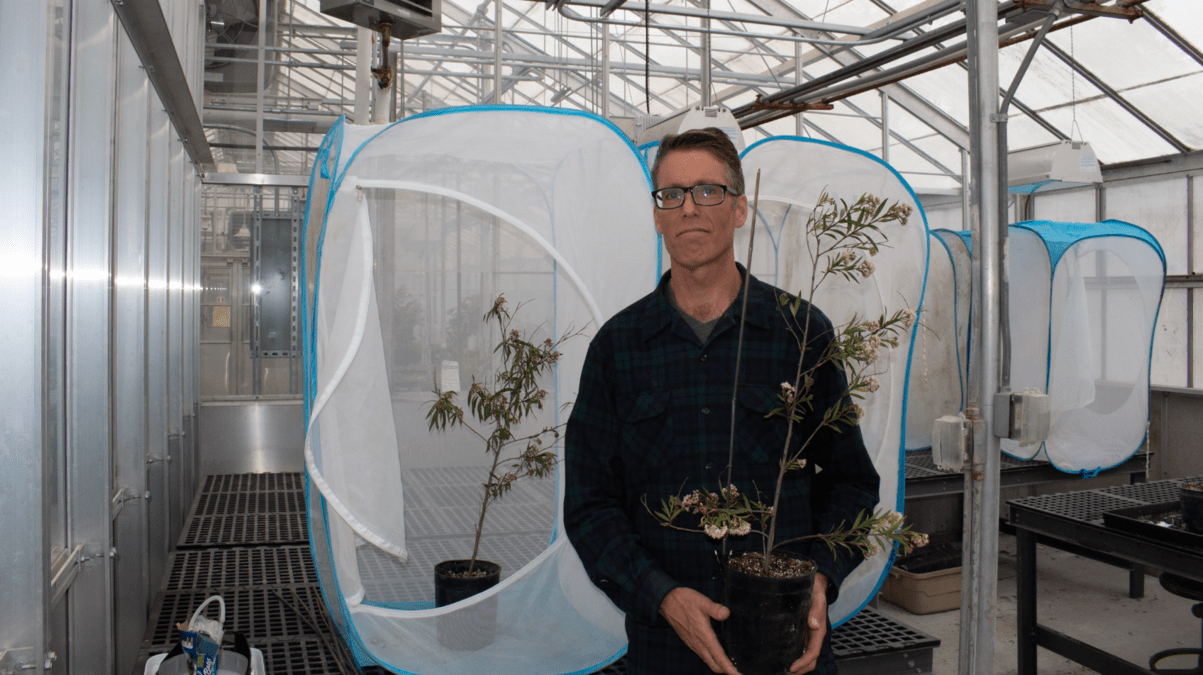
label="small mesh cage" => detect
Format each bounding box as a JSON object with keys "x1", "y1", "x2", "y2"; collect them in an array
[
  {"x1": 905, "y1": 230, "x2": 972, "y2": 450},
  {"x1": 739, "y1": 137, "x2": 928, "y2": 624},
  {"x1": 302, "y1": 107, "x2": 660, "y2": 674},
  {"x1": 1002, "y1": 220, "x2": 1165, "y2": 473}
]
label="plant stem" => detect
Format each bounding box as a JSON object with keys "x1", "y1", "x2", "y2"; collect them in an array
[
  {"x1": 471, "y1": 435, "x2": 505, "y2": 574},
  {"x1": 726, "y1": 170, "x2": 761, "y2": 559}
]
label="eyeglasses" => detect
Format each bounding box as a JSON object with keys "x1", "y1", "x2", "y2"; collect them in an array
[{"x1": 652, "y1": 184, "x2": 738, "y2": 209}]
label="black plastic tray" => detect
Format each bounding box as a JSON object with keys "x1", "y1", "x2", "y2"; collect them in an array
[{"x1": 1102, "y1": 502, "x2": 1203, "y2": 551}]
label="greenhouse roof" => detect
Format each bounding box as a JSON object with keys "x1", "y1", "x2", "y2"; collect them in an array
[{"x1": 202, "y1": 0, "x2": 1201, "y2": 191}]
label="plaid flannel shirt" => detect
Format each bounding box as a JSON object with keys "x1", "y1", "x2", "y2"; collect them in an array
[{"x1": 564, "y1": 268, "x2": 880, "y2": 675}]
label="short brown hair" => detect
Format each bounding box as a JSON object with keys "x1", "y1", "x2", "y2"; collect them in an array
[{"x1": 651, "y1": 127, "x2": 745, "y2": 196}]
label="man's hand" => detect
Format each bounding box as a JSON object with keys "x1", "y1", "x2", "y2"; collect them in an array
[
  {"x1": 788, "y1": 574, "x2": 829, "y2": 674},
  {"x1": 659, "y1": 587, "x2": 741, "y2": 675}
]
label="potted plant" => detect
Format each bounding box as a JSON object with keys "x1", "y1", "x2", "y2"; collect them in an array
[
  {"x1": 425, "y1": 295, "x2": 578, "y2": 650},
  {"x1": 654, "y1": 191, "x2": 929, "y2": 675}
]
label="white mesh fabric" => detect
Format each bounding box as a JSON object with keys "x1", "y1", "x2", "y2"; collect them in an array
[
  {"x1": 1002, "y1": 221, "x2": 1165, "y2": 472},
  {"x1": 905, "y1": 230, "x2": 971, "y2": 449},
  {"x1": 1001, "y1": 226, "x2": 1053, "y2": 461},
  {"x1": 305, "y1": 108, "x2": 659, "y2": 674},
  {"x1": 739, "y1": 138, "x2": 928, "y2": 625}
]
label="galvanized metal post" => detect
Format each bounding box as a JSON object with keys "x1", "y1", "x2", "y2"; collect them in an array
[
  {"x1": 795, "y1": 42, "x2": 804, "y2": 136},
  {"x1": 701, "y1": 0, "x2": 711, "y2": 106},
  {"x1": 355, "y1": 27, "x2": 371, "y2": 123},
  {"x1": 373, "y1": 29, "x2": 389, "y2": 124},
  {"x1": 494, "y1": 0, "x2": 503, "y2": 103},
  {"x1": 880, "y1": 90, "x2": 890, "y2": 162},
  {"x1": 602, "y1": 20, "x2": 611, "y2": 118},
  {"x1": 961, "y1": 0, "x2": 1003, "y2": 673},
  {"x1": 255, "y1": 0, "x2": 268, "y2": 173}
]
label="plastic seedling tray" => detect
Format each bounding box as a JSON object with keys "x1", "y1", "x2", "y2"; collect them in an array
[{"x1": 1102, "y1": 502, "x2": 1203, "y2": 551}]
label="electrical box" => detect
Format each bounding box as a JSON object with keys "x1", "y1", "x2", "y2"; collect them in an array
[
  {"x1": 932, "y1": 414, "x2": 970, "y2": 473},
  {"x1": 993, "y1": 390, "x2": 1051, "y2": 447},
  {"x1": 319, "y1": 0, "x2": 441, "y2": 38}
]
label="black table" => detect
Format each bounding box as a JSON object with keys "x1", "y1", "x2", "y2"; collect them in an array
[{"x1": 1008, "y1": 477, "x2": 1203, "y2": 675}]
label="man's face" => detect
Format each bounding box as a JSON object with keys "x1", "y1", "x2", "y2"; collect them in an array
[{"x1": 654, "y1": 149, "x2": 748, "y2": 273}]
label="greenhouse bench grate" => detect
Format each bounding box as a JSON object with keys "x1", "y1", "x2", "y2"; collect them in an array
[{"x1": 593, "y1": 606, "x2": 939, "y2": 675}]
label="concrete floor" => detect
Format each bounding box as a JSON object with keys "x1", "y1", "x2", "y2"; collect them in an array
[{"x1": 875, "y1": 533, "x2": 1202, "y2": 675}]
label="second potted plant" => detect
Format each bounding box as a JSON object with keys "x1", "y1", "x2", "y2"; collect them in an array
[{"x1": 426, "y1": 295, "x2": 579, "y2": 650}]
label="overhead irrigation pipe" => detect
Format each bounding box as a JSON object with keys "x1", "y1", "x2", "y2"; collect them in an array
[
  {"x1": 734, "y1": 0, "x2": 1146, "y2": 130},
  {"x1": 734, "y1": 4, "x2": 1052, "y2": 127},
  {"x1": 553, "y1": 1, "x2": 960, "y2": 48}
]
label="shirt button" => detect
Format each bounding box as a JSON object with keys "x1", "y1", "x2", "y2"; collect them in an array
[
  {"x1": 700, "y1": 354, "x2": 708, "y2": 362},
  {"x1": 701, "y1": 407, "x2": 710, "y2": 415},
  {"x1": 705, "y1": 462, "x2": 714, "y2": 470}
]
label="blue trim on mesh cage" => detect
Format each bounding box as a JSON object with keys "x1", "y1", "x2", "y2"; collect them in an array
[
  {"x1": 639, "y1": 140, "x2": 665, "y2": 282},
  {"x1": 737, "y1": 136, "x2": 931, "y2": 628},
  {"x1": 302, "y1": 116, "x2": 345, "y2": 421}
]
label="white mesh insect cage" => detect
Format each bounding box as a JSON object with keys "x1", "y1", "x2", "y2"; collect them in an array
[
  {"x1": 301, "y1": 107, "x2": 660, "y2": 674},
  {"x1": 1002, "y1": 220, "x2": 1165, "y2": 474}
]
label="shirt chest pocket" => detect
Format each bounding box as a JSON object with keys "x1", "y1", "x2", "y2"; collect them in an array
[
  {"x1": 737, "y1": 384, "x2": 793, "y2": 465},
  {"x1": 616, "y1": 389, "x2": 673, "y2": 469}
]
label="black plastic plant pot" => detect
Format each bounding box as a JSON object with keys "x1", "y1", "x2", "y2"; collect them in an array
[
  {"x1": 720, "y1": 551, "x2": 817, "y2": 675},
  {"x1": 1182, "y1": 484, "x2": 1203, "y2": 534},
  {"x1": 434, "y1": 559, "x2": 501, "y2": 651}
]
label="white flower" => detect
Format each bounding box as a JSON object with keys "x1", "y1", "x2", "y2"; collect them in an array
[
  {"x1": 731, "y1": 521, "x2": 752, "y2": 536},
  {"x1": 704, "y1": 524, "x2": 729, "y2": 540},
  {"x1": 901, "y1": 308, "x2": 917, "y2": 330},
  {"x1": 864, "y1": 376, "x2": 880, "y2": 393},
  {"x1": 857, "y1": 343, "x2": 880, "y2": 364},
  {"x1": 858, "y1": 258, "x2": 876, "y2": 278},
  {"x1": 851, "y1": 403, "x2": 866, "y2": 419}
]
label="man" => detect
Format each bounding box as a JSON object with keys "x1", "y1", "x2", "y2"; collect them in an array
[{"x1": 564, "y1": 128, "x2": 880, "y2": 675}]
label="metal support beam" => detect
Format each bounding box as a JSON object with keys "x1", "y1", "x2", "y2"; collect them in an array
[
  {"x1": 701, "y1": 0, "x2": 711, "y2": 106},
  {"x1": 963, "y1": 0, "x2": 1003, "y2": 673},
  {"x1": 355, "y1": 27, "x2": 371, "y2": 123},
  {"x1": 880, "y1": 91, "x2": 889, "y2": 162},
  {"x1": 494, "y1": 0, "x2": 503, "y2": 103},
  {"x1": 110, "y1": 0, "x2": 214, "y2": 173},
  {"x1": 256, "y1": 0, "x2": 269, "y2": 174},
  {"x1": 1142, "y1": 8, "x2": 1203, "y2": 69}
]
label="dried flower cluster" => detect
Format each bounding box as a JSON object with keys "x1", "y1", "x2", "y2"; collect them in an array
[{"x1": 654, "y1": 191, "x2": 927, "y2": 568}]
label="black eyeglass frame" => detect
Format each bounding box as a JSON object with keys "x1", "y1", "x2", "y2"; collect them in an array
[{"x1": 651, "y1": 184, "x2": 740, "y2": 209}]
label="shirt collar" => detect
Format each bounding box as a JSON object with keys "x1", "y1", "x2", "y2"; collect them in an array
[{"x1": 639, "y1": 262, "x2": 775, "y2": 341}]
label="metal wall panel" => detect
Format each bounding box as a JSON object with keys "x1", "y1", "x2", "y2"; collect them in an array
[
  {"x1": 111, "y1": 28, "x2": 152, "y2": 675},
  {"x1": 0, "y1": 0, "x2": 51, "y2": 666},
  {"x1": 168, "y1": 144, "x2": 186, "y2": 548},
  {"x1": 198, "y1": 401, "x2": 306, "y2": 476},
  {"x1": 183, "y1": 175, "x2": 199, "y2": 513},
  {"x1": 146, "y1": 101, "x2": 172, "y2": 592},
  {"x1": 65, "y1": 0, "x2": 117, "y2": 672}
]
